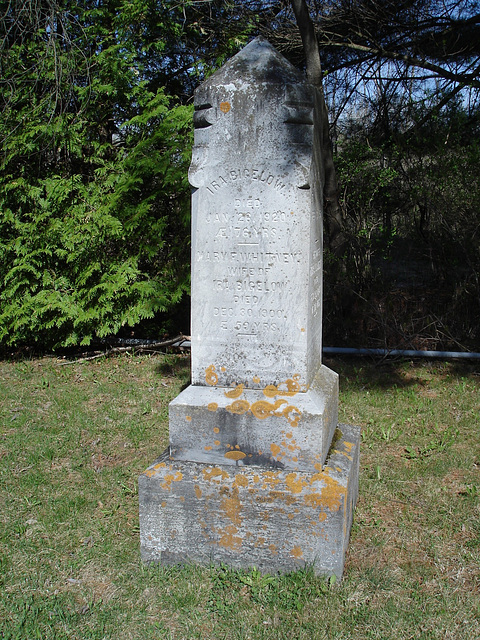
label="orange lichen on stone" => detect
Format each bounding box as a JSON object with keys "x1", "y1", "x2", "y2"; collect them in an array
[
  {"x1": 224, "y1": 383, "x2": 245, "y2": 398},
  {"x1": 251, "y1": 399, "x2": 284, "y2": 419},
  {"x1": 280, "y1": 404, "x2": 301, "y2": 427},
  {"x1": 220, "y1": 487, "x2": 242, "y2": 527},
  {"x1": 214, "y1": 440, "x2": 221, "y2": 446},
  {"x1": 268, "y1": 490, "x2": 295, "y2": 505},
  {"x1": 208, "y1": 402, "x2": 218, "y2": 412},
  {"x1": 270, "y1": 443, "x2": 281, "y2": 457},
  {"x1": 318, "y1": 471, "x2": 346, "y2": 512},
  {"x1": 204, "y1": 445, "x2": 212, "y2": 451},
  {"x1": 219, "y1": 101, "x2": 231, "y2": 113},
  {"x1": 205, "y1": 365, "x2": 218, "y2": 386},
  {"x1": 234, "y1": 474, "x2": 249, "y2": 488},
  {"x1": 263, "y1": 375, "x2": 302, "y2": 398},
  {"x1": 262, "y1": 471, "x2": 281, "y2": 487},
  {"x1": 217, "y1": 395, "x2": 303, "y2": 429},
  {"x1": 194, "y1": 485, "x2": 202, "y2": 499},
  {"x1": 185, "y1": 416, "x2": 192, "y2": 422},
  {"x1": 253, "y1": 375, "x2": 261, "y2": 383},
  {"x1": 217, "y1": 524, "x2": 242, "y2": 551},
  {"x1": 291, "y1": 545, "x2": 303, "y2": 558},
  {"x1": 203, "y1": 467, "x2": 228, "y2": 481},
  {"x1": 263, "y1": 385, "x2": 278, "y2": 398},
  {"x1": 225, "y1": 450, "x2": 246, "y2": 461},
  {"x1": 213, "y1": 427, "x2": 220, "y2": 433},
  {"x1": 285, "y1": 472, "x2": 308, "y2": 494},
  {"x1": 318, "y1": 512, "x2": 327, "y2": 522},
  {"x1": 269, "y1": 544, "x2": 278, "y2": 555},
  {"x1": 334, "y1": 449, "x2": 353, "y2": 461},
  {"x1": 303, "y1": 491, "x2": 324, "y2": 509},
  {"x1": 277, "y1": 375, "x2": 301, "y2": 396},
  {"x1": 160, "y1": 471, "x2": 183, "y2": 491},
  {"x1": 226, "y1": 399, "x2": 250, "y2": 415},
  {"x1": 144, "y1": 461, "x2": 167, "y2": 477}
]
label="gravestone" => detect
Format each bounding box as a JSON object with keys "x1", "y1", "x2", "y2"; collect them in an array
[{"x1": 139, "y1": 37, "x2": 360, "y2": 578}]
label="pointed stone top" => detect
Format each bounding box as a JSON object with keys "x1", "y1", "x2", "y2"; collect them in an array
[{"x1": 202, "y1": 36, "x2": 305, "y2": 88}]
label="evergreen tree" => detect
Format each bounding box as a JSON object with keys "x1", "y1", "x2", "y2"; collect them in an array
[{"x1": 0, "y1": 0, "x2": 195, "y2": 348}]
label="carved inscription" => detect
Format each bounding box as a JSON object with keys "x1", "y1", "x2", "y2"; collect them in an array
[
  {"x1": 188, "y1": 38, "x2": 325, "y2": 386},
  {"x1": 196, "y1": 168, "x2": 303, "y2": 338},
  {"x1": 205, "y1": 168, "x2": 287, "y2": 195}
]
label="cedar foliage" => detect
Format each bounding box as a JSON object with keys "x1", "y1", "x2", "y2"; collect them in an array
[
  {"x1": 0, "y1": 0, "x2": 194, "y2": 348},
  {"x1": 0, "y1": 0, "x2": 255, "y2": 350}
]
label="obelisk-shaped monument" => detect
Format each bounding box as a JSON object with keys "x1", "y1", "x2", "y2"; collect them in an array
[{"x1": 139, "y1": 38, "x2": 360, "y2": 578}]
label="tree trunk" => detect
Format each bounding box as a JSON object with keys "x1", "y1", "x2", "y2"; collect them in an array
[{"x1": 290, "y1": 0, "x2": 346, "y2": 256}]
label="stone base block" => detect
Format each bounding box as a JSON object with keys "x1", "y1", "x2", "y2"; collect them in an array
[
  {"x1": 139, "y1": 423, "x2": 360, "y2": 578},
  {"x1": 169, "y1": 364, "x2": 338, "y2": 470}
]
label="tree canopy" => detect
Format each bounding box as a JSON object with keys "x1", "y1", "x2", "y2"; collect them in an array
[
  {"x1": 0, "y1": 0, "x2": 479, "y2": 352},
  {"x1": 0, "y1": 1, "x2": 211, "y2": 348}
]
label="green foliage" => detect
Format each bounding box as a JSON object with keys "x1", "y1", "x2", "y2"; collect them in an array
[
  {"x1": 0, "y1": 0, "x2": 258, "y2": 349},
  {"x1": 2, "y1": 0, "x2": 479, "y2": 352},
  {"x1": 0, "y1": 1, "x2": 196, "y2": 349},
  {"x1": 326, "y1": 95, "x2": 480, "y2": 350}
]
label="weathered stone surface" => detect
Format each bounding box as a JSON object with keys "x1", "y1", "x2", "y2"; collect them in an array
[
  {"x1": 139, "y1": 37, "x2": 360, "y2": 579},
  {"x1": 169, "y1": 365, "x2": 338, "y2": 469},
  {"x1": 189, "y1": 37, "x2": 323, "y2": 390},
  {"x1": 139, "y1": 423, "x2": 360, "y2": 578}
]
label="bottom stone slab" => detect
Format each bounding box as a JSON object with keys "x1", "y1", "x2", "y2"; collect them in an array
[{"x1": 139, "y1": 423, "x2": 360, "y2": 579}]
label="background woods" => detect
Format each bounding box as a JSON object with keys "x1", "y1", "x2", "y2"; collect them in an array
[{"x1": 1, "y1": 0, "x2": 479, "y2": 352}]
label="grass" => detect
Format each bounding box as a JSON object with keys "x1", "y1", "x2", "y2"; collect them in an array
[{"x1": 0, "y1": 353, "x2": 479, "y2": 639}]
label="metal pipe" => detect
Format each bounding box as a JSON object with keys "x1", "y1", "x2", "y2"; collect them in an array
[
  {"x1": 105, "y1": 338, "x2": 480, "y2": 360},
  {"x1": 172, "y1": 341, "x2": 480, "y2": 360},
  {"x1": 322, "y1": 347, "x2": 480, "y2": 359}
]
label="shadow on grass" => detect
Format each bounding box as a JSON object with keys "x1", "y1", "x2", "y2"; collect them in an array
[
  {"x1": 154, "y1": 352, "x2": 191, "y2": 387},
  {"x1": 152, "y1": 352, "x2": 479, "y2": 393},
  {"x1": 324, "y1": 356, "x2": 480, "y2": 391}
]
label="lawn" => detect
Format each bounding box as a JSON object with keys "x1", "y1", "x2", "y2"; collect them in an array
[{"x1": 1, "y1": 353, "x2": 479, "y2": 639}]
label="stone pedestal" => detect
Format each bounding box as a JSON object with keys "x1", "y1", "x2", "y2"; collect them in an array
[
  {"x1": 140, "y1": 424, "x2": 359, "y2": 577},
  {"x1": 139, "y1": 38, "x2": 360, "y2": 578}
]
